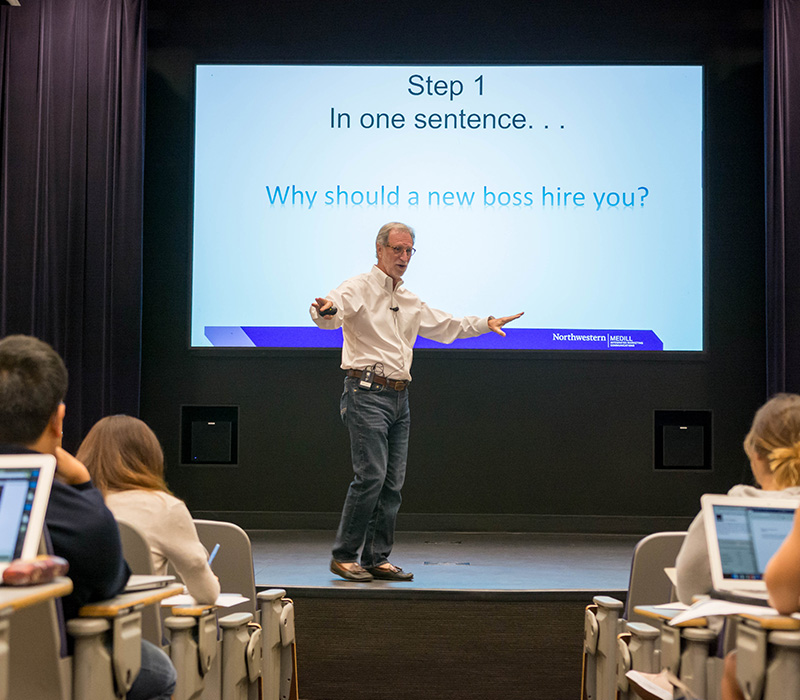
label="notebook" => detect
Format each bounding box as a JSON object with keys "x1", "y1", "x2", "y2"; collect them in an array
[
  {"x1": 0, "y1": 453, "x2": 57, "y2": 575},
  {"x1": 702, "y1": 493, "x2": 800, "y2": 604}
]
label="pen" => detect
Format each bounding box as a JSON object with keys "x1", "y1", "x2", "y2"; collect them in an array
[{"x1": 208, "y1": 543, "x2": 220, "y2": 566}]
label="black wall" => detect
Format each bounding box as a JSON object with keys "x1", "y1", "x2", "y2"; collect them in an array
[{"x1": 142, "y1": 0, "x2": 766, "y2": 533}]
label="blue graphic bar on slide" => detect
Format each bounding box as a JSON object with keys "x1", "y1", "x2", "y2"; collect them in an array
[{"x1": 204, "y1": 326, "x2": 663, "y2": 350}]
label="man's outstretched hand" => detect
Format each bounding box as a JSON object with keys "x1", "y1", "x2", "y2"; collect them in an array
[
  {"x1": 312, "y1": 297, "x2": 335, "y2": 315},
  {"x1": 488, "y1": 312, "x2": 524, "y2": 337}
]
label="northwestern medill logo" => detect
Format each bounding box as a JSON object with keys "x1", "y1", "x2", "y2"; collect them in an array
[{"x1": 552, "y1": 333, "x2": 606, "y2": 342}]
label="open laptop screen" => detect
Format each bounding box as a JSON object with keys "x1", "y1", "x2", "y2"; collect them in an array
[
  {"x1": 0, "y1": 454, "x2": 56, "y2": 568},
  {"x1": 714, "y1": 504, "x2": 794, "y2": 578},
  {"x1": 705, "y1": 498, "x2": 796, "y2": 582}
]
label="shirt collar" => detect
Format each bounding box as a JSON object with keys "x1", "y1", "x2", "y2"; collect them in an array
[{"x1": 370, "y1": 264, "x2": 404, "y2": 291}]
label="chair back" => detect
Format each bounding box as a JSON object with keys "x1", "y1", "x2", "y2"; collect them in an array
[
  {"x1": 192, "y1": 519, "x2": 257, "y2": 617},
  {"x1": 116, "y1": 519, "x2": 163, "y2": 644},
  {"x1": 117, "y1": 519, "x2": 157, "y2": 574},
  {"x1": 7, "y1": 594, "x2": 70, "y2": 700},
  {"x1": 624, "y1": 530, "x2": 686, "y2": 624}
]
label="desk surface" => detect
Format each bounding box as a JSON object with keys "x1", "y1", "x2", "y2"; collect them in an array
[
  {"x1": 168, "y1": 603, "x2": 217, "y2": 616},
  {"x1": 633, "y1": 604, "x2": 708, "y2": 627},
  {"x1": 635, "y1": 603, "x2": 800, "y2": 631},
  {"x1": 738, "y1": 612, "x2": 800, "y2": 630},
  {"x1": 0, "y1": 577, "x2": 73, "y2": 612},
  {"x1": 79, "y1": 583, "x2": 184, "y2": 617}
]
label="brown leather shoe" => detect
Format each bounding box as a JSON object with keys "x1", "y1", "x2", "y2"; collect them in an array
[
  {"x1": 366, "y1": 563, "x2": 414, "y2": 581},
  {"x1": 330, "y1": 559, "x2": 374, "y2": 582}
]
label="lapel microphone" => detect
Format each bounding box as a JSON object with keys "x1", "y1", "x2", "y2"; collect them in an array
[{"x1": 390, "y1": 306, "x2": 399, "y2": 312}]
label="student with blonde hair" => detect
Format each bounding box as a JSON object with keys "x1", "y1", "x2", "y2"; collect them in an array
[
  {"x1": 77, "y1": 415, "x2": 220, "y2": 604},
  {"x1": 719, "y1": 407, "x2": 800, "y2": 700},
  {"x1": 675, "y1": 393, "x2": 800, "y2": 604}
]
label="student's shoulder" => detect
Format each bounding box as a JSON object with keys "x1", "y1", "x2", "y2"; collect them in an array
[
  {"x1": 727, "y1": 484, "x2": 800, "y2": 498},
  {"x1": 0, "y1": 443, "x2": 33, "y2": 454},
  {"x1": 107, "y1": 488, "x2": 179, "y2": 517},
  {"x1": 107, "y1": 487, "x2": 173, "y2": 503},
  {"x1": 49, "y1": 476, "x2": 104, "y2": 504},
  {"x1": 47, "y1": 480, "x2": 119, "y2": 540},
  {"x1": 162, "y1": 493, "x2": 195, "y2": 522}
]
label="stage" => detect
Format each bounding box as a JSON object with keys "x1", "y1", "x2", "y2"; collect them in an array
[{"x1": 249, "y1": 530, "x2": 641, "y2": 699}]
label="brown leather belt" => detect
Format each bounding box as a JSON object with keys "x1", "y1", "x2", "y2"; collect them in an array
[{"x1": 346, "y1": 369, "x2": 409, "y2": 391}]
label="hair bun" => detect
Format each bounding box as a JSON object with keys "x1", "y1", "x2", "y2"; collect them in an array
[
  {"x1": 769, "y1": 443, "x2": 800, "y2": 468},
  {"x1": 768, "y1": 442, "x2": 800, "y2": 488}
]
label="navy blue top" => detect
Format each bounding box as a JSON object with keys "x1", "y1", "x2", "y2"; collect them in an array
[{"x1": 0, "y1": 445, "x2": 130, "y2": 620}]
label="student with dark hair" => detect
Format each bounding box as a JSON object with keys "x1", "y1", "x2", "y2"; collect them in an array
[{"x1": 0, "y1": 334, "x2": 177, "y2": 700}]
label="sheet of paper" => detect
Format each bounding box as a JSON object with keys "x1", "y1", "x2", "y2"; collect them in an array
[
  {"x1": 668, "y1": 598, "x2": 780, "y2": 626},
  {"x1": 625, "y1": 670, "x2": 674, "y2": 700},
  {"x1": 649, "y1": 601, "x2": 689, "y2": 611},
  {"x1": 161, "y1": 593, "x2": 250, "y2": 608}
]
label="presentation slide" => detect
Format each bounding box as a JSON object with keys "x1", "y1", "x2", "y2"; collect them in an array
[{"x1": 191, "y1": 64, "x2": 703, "y2": 350}]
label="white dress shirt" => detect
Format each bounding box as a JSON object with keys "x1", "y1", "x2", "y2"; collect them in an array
[{"x1": 310, "y1": 265, "x2": 490, "y2": 380}]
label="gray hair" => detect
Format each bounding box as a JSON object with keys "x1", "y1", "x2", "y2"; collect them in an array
[{"x1": 376, "y1": 222, "x2": 415, "y2": 250}]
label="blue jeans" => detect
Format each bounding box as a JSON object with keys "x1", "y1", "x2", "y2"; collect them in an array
[
  {"x1": 332, "y1": 376, "x2": 411, "y2": 568},
  {"x1": 127, "y1": 640, "x2": 177, "y2": 700}
]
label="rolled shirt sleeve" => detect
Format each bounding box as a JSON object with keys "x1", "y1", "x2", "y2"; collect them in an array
[{"x1": 418, "y1": 302, "x2": 491, "y2": 344}]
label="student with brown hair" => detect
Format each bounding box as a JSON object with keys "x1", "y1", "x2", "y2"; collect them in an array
[{"x1": 78, "y1": 414, "x2": 220, "y2": 604}]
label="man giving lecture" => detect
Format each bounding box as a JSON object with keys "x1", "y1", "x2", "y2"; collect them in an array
[{"x1": 311, "y1": 222, "x2": 522, "y2": 582}]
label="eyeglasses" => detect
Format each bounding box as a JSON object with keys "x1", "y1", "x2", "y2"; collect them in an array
[{"x1": 385, "y1": 245, "x2": 416, "y2": 257}]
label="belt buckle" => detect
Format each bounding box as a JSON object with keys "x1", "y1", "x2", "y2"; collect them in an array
[{"x1": 394, "y1": 380, "x2": 407, "y2": 391}]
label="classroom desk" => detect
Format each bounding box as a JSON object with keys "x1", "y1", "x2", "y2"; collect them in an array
[
  {"x1": 633, "y1": 602, "x2": 722, "y2": 700},
  {"x1": 633, "y1": 604, "x2": 708, "y2": 628},
  {"x1": 0, "y1": 577, "x2": 73, "y2": 612},
  {"x1": 168, "y1": 602, "x2": 216, "y2": 616},
  {"x1": 733, "y1": 610, "x2": 800, "y2": 700},
  {"x1": 0, "y1": 577, "x2": 74, "y2": 700},
  {"x1": 736, "y1": 611, "x2": 800, "y2": 631},
  {"x1": 636, "y1": 602, "x2": 800, "y2": 631},
  {"x1": 634, "y1": 602, "x2": 800, "y2": 700},
  {"x1": 78, "y1": 582, "x2": 184, "y2": 617}
]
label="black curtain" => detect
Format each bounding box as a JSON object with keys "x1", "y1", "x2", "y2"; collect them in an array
[
  {"x1": 0, "y1": 0, "x2": 145, "y2": 448},
  {"x1": 766, "y1": 0, "x2": 800, "y2": 395}
]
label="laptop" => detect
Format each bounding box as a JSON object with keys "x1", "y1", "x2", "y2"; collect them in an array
[
  {"x1": 123, "y1": 574, "x2": 176, "y2": 592},
  {"x1": 702, "y1": 493, "x2": 800, "y2": 604},
  {"x1": 0, "y1": 453, "x2": 57, "y2": 576}
]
